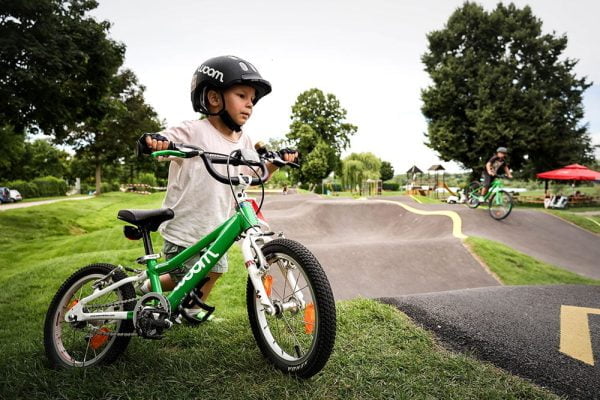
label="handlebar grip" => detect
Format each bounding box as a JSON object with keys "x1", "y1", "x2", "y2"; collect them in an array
[
  {"x1": 151, "y1": 150, "x2": 195, "y2": 158},
  {"x1": 201, "y1": 153, "x2": 270, "y2": 186}
]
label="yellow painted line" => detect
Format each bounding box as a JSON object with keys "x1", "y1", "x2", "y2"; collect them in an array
[
  {"x1": 375, "y1": 199, "x2": 468, "y2": 239},
  {"x1": 586, "y1": 217, "x2": 600, "y2": 228},
  {"x1": 560, "y1": 305, "x2": 600, "y2": 365},
  {"x1": 410, "y1": 195, "x2": 423, "y2": 204}
]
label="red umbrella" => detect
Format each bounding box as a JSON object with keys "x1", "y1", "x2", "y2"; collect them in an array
[{"x1": 536, "y1": 164, "x2": 600, "y2": 181}]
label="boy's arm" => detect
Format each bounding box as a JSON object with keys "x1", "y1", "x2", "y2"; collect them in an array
[
  {"x1": 486, "y1": 161, "x2": 495, "y2": 175},
  {"x1": 504, "y1": 165, "x2": 513, "y2": 178}
]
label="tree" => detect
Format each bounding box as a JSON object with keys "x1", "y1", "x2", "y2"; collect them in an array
[
  {"x1": 421, "y1": 2, "x2": 593, "y2": 177},
  {"x1": 341, "y1": 159, "x2": 365, "y2": 192},
  {"x1": 0, "y1": 125, "x2": 26, "y2": 180},
  {"x1": 341, "y1": 153, "x2": 381, "y2": 191},
  {"x1": 286, "y1": 89, "x2": 357, "y2": 187},
  {"x1": 380, "y1": 161, "x2": 395, "y2": 181},
  {"x1": 0, "y1": 136, "x2": 70, "y2": 181},
  {"x1": 1, "y1": 0, "x2": 125, "y2": 138},
  {"x1": 67, "y1": 69, "x2": 162, "y2": 193},
  {"x1": 21, "y1": 139, "x2": 70, "y2": 180}
]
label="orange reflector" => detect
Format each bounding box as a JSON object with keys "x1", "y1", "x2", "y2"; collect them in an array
[
  {"x1": 304, "y1": 303, "x2": 315, "y2": 334},
  {"x1": 67, "y1": 300, "x2": 78, "y2": 310},
  {"x1": 90, "y1": 328, "x2": 110, "y2": 350},
  {"x1": 263, "y1": 275, "x2": 273, "y2": 297}
]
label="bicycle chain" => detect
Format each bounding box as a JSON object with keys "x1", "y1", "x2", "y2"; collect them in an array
[{"x1": 83, "y1": 297, "x2": 140, "y2": 338}]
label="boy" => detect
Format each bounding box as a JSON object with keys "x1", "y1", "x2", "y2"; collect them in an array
[
  {"x1": 138, "y1": 55, "x2": 297, "y2": 322},
  {"x1": 480, "y1": 146, "x2": 513, "y2": 197}
]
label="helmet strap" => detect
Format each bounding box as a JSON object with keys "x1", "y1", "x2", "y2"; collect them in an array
[{"x1": 217, "y1": 93, "x2": 242, "y2": 132}]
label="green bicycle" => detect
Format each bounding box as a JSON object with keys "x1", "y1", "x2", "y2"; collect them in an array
[
  {"x1": 466, "y1": 175, "x2": 514, "y2": 220},
  {"x1": 43, "y1": 144, "x2": 336, "y2": 378}
]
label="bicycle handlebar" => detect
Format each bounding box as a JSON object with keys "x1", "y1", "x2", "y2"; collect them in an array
[{"x1": 151, "y1": 142, "x2": 297, "y2": 186}]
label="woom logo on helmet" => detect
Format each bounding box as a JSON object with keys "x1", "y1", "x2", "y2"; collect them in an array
[{"x1": 198, "y1": 65, "x2": 224, "y2": 83}]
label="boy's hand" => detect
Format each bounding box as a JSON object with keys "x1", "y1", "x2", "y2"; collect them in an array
[
  {"x1": 137, "y1": 133, "x2": 171, "y2": 156},
  {"x1": 145, "y1": 133, "x2": 170, "y2": 151},
  {"x1": 277, "y1": 148, "x2": 299, "y2": 164}
]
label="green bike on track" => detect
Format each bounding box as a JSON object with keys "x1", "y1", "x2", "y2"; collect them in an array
[
  {"x1": 466, "y1": 175, "x2": 514, "y2": 220},
  {"x1": 43, "y1": 144, "x2": 336, "y2": 378}
]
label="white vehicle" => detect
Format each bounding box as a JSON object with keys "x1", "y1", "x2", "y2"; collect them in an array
[
  {"x1": 447, "y1": 189, "x2": 467, "y2": 204},
  {"x1": 10, "y1": 189, "x2": 22, "y2": 202}
]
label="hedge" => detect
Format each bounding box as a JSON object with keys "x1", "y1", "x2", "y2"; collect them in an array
[
  {"x1": 1, "y1": 179, "x2": 39, "y2": 198},
  {"x1": 1, "y1": 176, "x2": 67, "y2": 198},
  {"x1": 382, "y1": 182, "x2": 400, "y2": 191}
]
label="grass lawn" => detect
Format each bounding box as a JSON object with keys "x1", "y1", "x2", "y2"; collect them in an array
[
  {"x1": 466, "y1": 236, "x2": 600, "y2": 286},
  {"x1": 546, "y1": 210, "x2": 600, "y2": 234},
  {"x1": 411, "y1": 194, "x2": 443, "y2": 204},
  {"x1": 0, "y1": 193, "x2": 556, "y2": 399},
  {"x1": 518, "y1": 186, "x2": 599, "y2": 197}
]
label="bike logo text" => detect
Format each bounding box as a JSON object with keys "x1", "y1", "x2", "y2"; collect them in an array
[
  {"x1": 173, "y1": 250, "x2": 220, "y2": 292},
  {"x1": 198, "y1": 65, "x2": 224, "y2": 83}
]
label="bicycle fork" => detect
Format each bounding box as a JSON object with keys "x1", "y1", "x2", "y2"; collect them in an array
[{"x1": 241, "y1": 230, "x2": 306, "y2": 316}]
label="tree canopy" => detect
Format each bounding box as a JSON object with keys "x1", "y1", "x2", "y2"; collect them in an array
[
  {"x1": 380, "y1": 161, "x2": 395, "y2": 181},
  {"x1": 421, "y1": 2, "x2": 593, "y2": 177},
  {"x1": 1, "y1": 0, "x2": 125, "y2": 138},
  {"x1": 286, "y1": 89, "x2": 357, "y2": 186},
  {"x1": 67, "y1": 69, "x2": 162, "y2": 193},
  {"x1": 341, "y1": 152, "x2": 381, "y2": 191}
]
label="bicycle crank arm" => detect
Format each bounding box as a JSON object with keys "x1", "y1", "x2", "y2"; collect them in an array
[{"x1": 67, "y1": 310, "x2": 131, "y2": 322}]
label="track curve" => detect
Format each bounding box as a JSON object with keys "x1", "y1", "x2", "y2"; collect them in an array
[
  {"x1": 262, "y1": 194, "x2": 498, "y2": 299},
  {"x1": 384, "y1": 196, "x2": 600, "y2": 279}
]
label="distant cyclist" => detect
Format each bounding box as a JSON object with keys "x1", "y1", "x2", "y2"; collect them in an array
[{"x1": 480, "y1": 147, "x2": 513, "y2": 198}]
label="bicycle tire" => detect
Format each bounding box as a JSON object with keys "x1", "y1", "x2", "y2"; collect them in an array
[
  {"x1": 44, "y1": 263, "x2": 135, "y2": 368},
  {"x1": 466, "y1": 181, "x2": 481, "y2": 208},
  {"x1": 488, "y1": 190, "x2": 513, "y2": 220},
  {"x1": 246, "y1": 238, "x2": 336, "y2": 378}
]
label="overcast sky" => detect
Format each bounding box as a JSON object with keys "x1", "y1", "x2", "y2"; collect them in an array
[{"x1": 91, "y1": 0, "x2": 600, "y2": 173}]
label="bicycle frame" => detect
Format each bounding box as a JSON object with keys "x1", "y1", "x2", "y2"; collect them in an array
[
  {"x1": 65, "y1": 191, "x2": 282, "y2": 325},
  {"x1": 477, "y1": 178, "x2": 504, "y2": 201}
]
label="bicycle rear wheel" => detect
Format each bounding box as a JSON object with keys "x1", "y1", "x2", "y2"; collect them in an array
[
  {"x1": 246, "y1": 239, "x2": 336, "y2": 378},
  {"x1": 44, "y1": 264, "x2": 135, "y2": 368},
  {"x1": 466, "y1": 181, "x2": 482, "y2": 208},
  {"x1": 488, "y1": 190, "x2": 513, "y2": 220}
]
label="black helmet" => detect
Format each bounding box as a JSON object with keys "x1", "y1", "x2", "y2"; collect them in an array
[
  {"x1": 190, "y1": 55, "x2": 272, "y2": 114},
  {"x1": 496, "y1": 147, "x2": 508, "y2": 153}
]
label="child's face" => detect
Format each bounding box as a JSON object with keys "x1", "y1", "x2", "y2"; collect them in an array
[
  {"x1": 207, "y1": 84, "x2": 256, "y2": 126},
  {"x1": 497, "y1": 152, "x2": 506, "y2": 159}
]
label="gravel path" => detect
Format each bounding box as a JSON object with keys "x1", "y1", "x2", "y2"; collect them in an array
[{"x1": 0, "y1": 196, "x2": 92, "y2": 211}]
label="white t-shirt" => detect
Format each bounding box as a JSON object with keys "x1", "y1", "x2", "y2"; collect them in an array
[{"x1": 158, "y1": 119, "x2": 253, "y2": 246}]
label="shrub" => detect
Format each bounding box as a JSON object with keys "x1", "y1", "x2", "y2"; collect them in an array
[
  {"x1": 31, "y1": 176, "x2": 67, "y2": 196},
  {"x1": 136, "y1": 172, "x2": 157, "y2": 187},
  {"x1": 100, "y1": 181, "x2": 120, "y2": 193},
  {"x1": 383, "y1": 182, "x2": 400, "y2": 191}
]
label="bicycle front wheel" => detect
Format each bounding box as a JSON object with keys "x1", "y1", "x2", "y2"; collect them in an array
[
  {"x1": 43, "y1": 263, "x2": 135, "y2": 368},
  {"x1": 488, "y1": 190, "x2": 513, "y2": 220},
  {"x1": 466, "y1": 181, "x2": 481, "y2": 208},
  {"x1": 246, "y1": 239, "x2": 336, "y2": 378}
]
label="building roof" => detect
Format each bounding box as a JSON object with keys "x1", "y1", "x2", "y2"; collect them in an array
[{"x1": 428, "y1": 164, "x2": 445, "y2": 171}]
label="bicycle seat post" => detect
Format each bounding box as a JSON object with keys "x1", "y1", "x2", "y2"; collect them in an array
[{"x1": 141, "y1": 228, "x2": 154, "y2": 255}]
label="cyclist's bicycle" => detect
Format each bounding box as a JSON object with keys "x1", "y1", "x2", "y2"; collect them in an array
[
  {"x1": 466, "y1": 175, "x2": 514, "y2": 220},
  {"x1": 43, "y1": 144, "x2": 336, "y2": 378}
]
